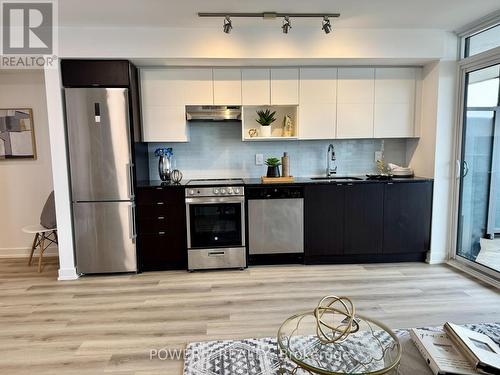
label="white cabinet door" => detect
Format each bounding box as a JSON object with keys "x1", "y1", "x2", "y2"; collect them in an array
[
  {"x1": 142, "y1": 105, "x2": 188, "y2": 142},
  {"x1": 213, "y1": 68, "x2": 242, "y2": 105},
  {"x1": 271, "y1": 68, "x2": 299, "y2": 105},
  {"x1": 182, "y1": 68, "x2": 213, "y2": 105},
  {"x1": 140, "y1": 69, "x2": 184, "y2": 106},
  {"x1": 242, "y1": 68, "x2": 270, "y2": 105},
  {"x1": 141, "y1": 68, "x2": 212, "y2": 142},
  {"x1": 299, "y1": 68, "x2": 337, "y2": 139},
  {"x1": 337, "y1": 68, "x2": 375, "y2": 139},
  {"x1": 374, "y1": 68, "x2": 416, "y2": 138}
]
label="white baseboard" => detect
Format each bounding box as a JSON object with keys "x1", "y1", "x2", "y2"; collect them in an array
[
  {"x1": 58, "y1": 267, "x2": 79, "y2": 281},
  {"x1": 0, "y1": 245, "x2": 58, "y2": 258},
  {"x1": 425, "y1": 251, "x2": 448, "y2": 264}
]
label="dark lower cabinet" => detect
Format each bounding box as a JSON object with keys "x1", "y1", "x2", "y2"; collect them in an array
[
  {"x1": 383, "y1": 182, "x2": 433, "y2": 254},
  {"x1": 344, "y1": 183, "x2": 384, "y2": 255},
  {"x1": 136, "y1": 186, "x2": 187, "y2": 271},
  {"x1": 304, "y1": 184, "x2": 345, "y2": 261},
  {"x1": 305, "y1": 180, "x2": 432, "y2": 264}
]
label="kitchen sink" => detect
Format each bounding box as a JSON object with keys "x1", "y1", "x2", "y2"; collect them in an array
[{"x1": 310, "y1": 176, "x2": 364, "y2": 181}]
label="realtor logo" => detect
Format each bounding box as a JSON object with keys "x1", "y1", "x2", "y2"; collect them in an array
[{"x1": 1, "y1": 1, "x2": 53, "y2": 54}]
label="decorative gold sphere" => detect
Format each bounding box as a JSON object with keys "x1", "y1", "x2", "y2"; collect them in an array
[{"x1": 314, "y1": 295, "x2": 358, "y2": 344}]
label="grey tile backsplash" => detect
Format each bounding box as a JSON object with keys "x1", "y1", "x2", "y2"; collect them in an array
[{"x1": 147, "y1": 122, "x2": 409, "y2": 180}]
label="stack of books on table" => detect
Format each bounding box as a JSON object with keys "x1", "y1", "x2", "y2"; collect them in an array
[{"x1": 411, "y1": 322, "x2": 500, "y2": 375}]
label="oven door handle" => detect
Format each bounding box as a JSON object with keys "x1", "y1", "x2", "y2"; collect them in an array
[{"x1": 185, "y1": 197, "x2": 244, "y2": 204}]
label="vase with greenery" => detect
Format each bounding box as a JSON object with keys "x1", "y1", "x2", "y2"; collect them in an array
[
  {"x1": 265, "y1": 157, "x2": 281, "y2": 177},
  {"x1": 256, "y1": 109, "x2": 276, "y2": 137}
]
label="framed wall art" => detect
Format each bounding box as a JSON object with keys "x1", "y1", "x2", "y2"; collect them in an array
[{"x1": 0, "y1": 108, "x2": 37, "y2": 160}]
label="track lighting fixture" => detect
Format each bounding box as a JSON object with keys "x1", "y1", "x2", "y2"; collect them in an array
[
  {"x1": 223, "y1": 16, "x2": 232, "y2": 34},
  {"x1": 282, "y1": 16, "x2": 291, "y2": 34},
  {"x1": 322, "y1": 16, "x2": 332, "y2": 34},
  {"x1": 199, "y1": 12, "x2": 340, "y2": 34}
]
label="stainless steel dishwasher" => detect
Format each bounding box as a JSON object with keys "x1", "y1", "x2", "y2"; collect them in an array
[{"x1": 247, "y1": 186, "x2": 304, "y2": 258}]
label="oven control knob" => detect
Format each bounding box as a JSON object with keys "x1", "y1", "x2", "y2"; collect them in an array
[
  {"x1": 227, "y1": 187, "x2": 233, "y2": 194},
  {"x1": 234, "y1": 187, "x2": 241, "y2": 194},
  {"x1": 213, "y1": 188, "x2": 220, "y2": 195},
  {"x1": 221, "y1": 188, "x2": 227, "y2": 194},
  {"x1": 188, "y1": 189, "x2": 195, "y2": 195}
]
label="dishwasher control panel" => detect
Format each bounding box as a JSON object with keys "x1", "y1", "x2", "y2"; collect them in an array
[{"x1": 246, "y1": 186, "x2": 304, "y2": 199}]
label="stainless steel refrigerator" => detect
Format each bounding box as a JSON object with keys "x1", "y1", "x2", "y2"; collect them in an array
[{"x1": 65, "y1": 88, "x2": 137, "y2": 274}]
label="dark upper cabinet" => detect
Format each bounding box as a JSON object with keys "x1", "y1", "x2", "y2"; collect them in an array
[
  {"x1": 304, "y1": 184, "x2": 345, "y2": 259},
  {"x1": 383, "y1": 181, "x2": 433, "y2": 254},
  {"x1": 61, "y1": 60, "x2": 131, "y2": 87},
  {"x1": 136, "y1": 186, "x2": 187, "y2": 271},
  {"x1": 344, "y1": 183, "x2": 384, "y2": 255}
]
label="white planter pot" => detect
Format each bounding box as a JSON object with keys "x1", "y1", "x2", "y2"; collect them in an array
[{"x1": 260, "y1": 125, "x2": 272, "y2": 137}]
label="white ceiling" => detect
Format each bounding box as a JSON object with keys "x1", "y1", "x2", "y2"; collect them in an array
[{"x1": 59, "y1": 0, "x2": 500, "y2": 31}]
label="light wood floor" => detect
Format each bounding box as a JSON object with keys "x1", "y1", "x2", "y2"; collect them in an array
[{"x1": 0, "y1": 257, "x2": 499, "y2": 374}]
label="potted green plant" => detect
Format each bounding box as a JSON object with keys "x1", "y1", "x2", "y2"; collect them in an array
[
  {"x1": 256, "y1": 109, "x2": 276, "y2": 137},
  {"x1": 265, "y1": 157, "x2": 281, "y2": 177}
]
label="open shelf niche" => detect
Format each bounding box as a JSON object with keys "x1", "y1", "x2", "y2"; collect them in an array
[{"x1": 241, "y1": 105, "x2": 299, "y2": 141}]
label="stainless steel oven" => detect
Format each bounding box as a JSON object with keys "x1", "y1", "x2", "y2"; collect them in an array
[{"x1": 185, "y1": 182, "x2": 246, "y2": 271}]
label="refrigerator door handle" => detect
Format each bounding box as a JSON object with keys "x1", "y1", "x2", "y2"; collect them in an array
[
  {"x1": 127, "y1": 162, "x2": 135, "y2": 199},
  {"x1": 129, "y1": 203, "x2": 137, "y2": 241}
]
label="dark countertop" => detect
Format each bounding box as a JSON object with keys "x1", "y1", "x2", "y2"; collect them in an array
[{"x1": 137, "y1": 176, "x2": 433, "y2": 188}]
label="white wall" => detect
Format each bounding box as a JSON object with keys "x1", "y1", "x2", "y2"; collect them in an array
[
  {"x1": 0, "y1": 71, "x2": 55, "y2": 257},
  {"x1": 408, "y1": 33, "x2": 459, "y2": 263},
  {"x1": 59, "y1": 26, "x2": 452, "y2": 62}
]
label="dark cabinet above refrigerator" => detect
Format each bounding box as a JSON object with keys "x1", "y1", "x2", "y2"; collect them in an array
[{"x1": 61, "y1": 60, "x2": 131, "y2": 87}]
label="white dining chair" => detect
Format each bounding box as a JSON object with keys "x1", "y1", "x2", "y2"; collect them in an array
[
  {"x1": 22, "y1": 225, "x2": 58, "y2": 272},
  {"x1": 23, "y1": 191, "x2": 58, "y2": 272}
]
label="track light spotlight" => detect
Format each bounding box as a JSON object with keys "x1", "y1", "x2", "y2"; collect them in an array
[
  {"x1": 322, "y1": 16, "x2": 332, "y2": 34},
  {"x1": 223, "y1": 16, "x2": 232, "y2": 33},
  {"x1": 282, "y1": 16, "x2": 291, "y2": 34}
]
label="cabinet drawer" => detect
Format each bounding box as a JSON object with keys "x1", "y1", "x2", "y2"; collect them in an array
[
  {"x1": 136, "y1": 187, "x2": 184, "y2": 205},
  {"x1": 136, "y1": 203, "x2": 172, "y2": 218},
  {"x1": 137, "y1": 215, "x2": 169, "y2": 234},
  {"x1": 137, "y1": 217, "x2": 169, "y2": 234},
  {"x1": 139, "y1": 233, "x2": 187, "y2": 271}
]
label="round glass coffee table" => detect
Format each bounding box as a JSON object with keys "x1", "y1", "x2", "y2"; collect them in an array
[{"x1": 277, "y1": 311, "x2": 401, "y2": 374}]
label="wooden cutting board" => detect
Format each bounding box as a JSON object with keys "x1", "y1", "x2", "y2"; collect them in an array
[{"x1": 261, "y1": 176, "x2": 295, "y2": 184}]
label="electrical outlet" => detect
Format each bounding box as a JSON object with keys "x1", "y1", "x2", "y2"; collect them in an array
[
  {"x1": 375, "y1": 151, "x2": 383, "y2": 162},
  {"x1": 255, "y1": 154, "x2": 264, "y2": 166}
]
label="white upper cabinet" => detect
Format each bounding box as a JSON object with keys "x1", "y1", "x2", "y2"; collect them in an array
[
  {"x1": 242, "y1": 68, "x2": 271, "y2": 105},
  {"x1": 140, "y1": 69, "x2": 185, "y2": 106},
  {"x1": 213, "y1": 68, "x2": 242, "y2": 105},
  {"x1": 182, "y1": 68, "x2": 214, "y2": 105},
  {"x1": 299, "y1": 68, "x2": 337, "y2": 140},
  {"x1": 142, "y1": 105, "x2": 188, "y2": 142},
  {"x1": 374, "y1": 67, "x2": 416, "y2": 138},
  {"x1": 271, "y1": 68, "x2": 299, "y2": 105},
  {"x1": 140, "y1": 68, "x2": 213, "y2": 142},
  {"x1": 337, "y1": 68, "x2": 375, "y2": 139}
]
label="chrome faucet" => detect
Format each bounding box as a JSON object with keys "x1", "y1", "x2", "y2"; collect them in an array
[{"x1": 326, "y1": 144, "x2": 337, "y2": 177}]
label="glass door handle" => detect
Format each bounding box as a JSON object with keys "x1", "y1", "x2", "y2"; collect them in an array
[
  {"x1": 456, "y1": 160, "x2": 469, "y2": 178},
  {"x1": 462, "y1": 160, "x2": 469, "y2": 177}
]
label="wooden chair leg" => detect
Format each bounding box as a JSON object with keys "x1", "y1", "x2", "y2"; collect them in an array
[
  {"x1": 28, "y1": 233, "x2": 39, "y2": 266},
  {"x1": 53, "y1": 230, "x2": 58, "y2": 244},
  {"x1": 38, "y1": 233, "x2": 45, "y2": 273}
]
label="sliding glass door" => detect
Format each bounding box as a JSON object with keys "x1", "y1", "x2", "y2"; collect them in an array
[{"x1": 456, "y1": 63, "x2": 500, "y2": 274}]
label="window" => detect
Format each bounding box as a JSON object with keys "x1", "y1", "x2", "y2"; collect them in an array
[{"x1": 463, "y1": 23, "x2": 500, "y2": 58}]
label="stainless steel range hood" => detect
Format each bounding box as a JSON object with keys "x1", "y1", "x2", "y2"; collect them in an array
[{"x1": 185, "y1": 106, "x2": 241, "y2": 122}]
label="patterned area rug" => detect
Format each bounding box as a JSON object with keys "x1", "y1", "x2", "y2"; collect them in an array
[{"x1": 183, "y1": 323, "x2": 500, "y2": 375}]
